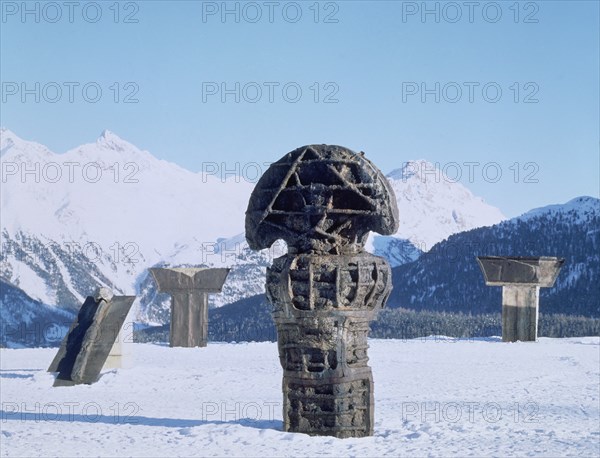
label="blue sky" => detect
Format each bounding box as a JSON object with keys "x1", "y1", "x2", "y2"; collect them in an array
[{"x1": 1, "y1": 0, "x2": 598, "y2": 217}]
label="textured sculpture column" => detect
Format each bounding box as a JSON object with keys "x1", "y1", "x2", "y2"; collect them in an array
[
  {"x1": 477, "y1": 256, "x2": 564, "y2": 342},
  {"x1": 246, "y1": 145, "x2": 399, "y2": 438},
  {"x1": 149, "y1": 268, "x2": 230, "y2": 347},
  {"x1": 48, "y1": 287, "x2": 135, "y2": 386}
]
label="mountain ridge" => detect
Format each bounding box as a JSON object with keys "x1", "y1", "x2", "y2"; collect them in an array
[{"x1": 2, "y1": 129, "x2": 506, "y2": 327}]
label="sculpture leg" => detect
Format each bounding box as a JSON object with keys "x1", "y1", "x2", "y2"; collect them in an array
[
  {"x1": 170, "y1": 292, "x2": 208, "y2": 347},
  {"x1": 502, "y1": 285, "x2": 539, "y2": 342}
]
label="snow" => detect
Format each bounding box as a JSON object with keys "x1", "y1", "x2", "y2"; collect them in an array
[
  {"x1": 46, "y1": 247, "x2": 85, "y2": 305},
  {"x1": 385, "y1": 160, "x2": 506, "y2": 250},
  {"x1": 517, "y1": 196, "x2": 600, "y2": 223},
  {"x1": 1, "y1": 337, "x2": 598, "y2": 457},
  {"x1": 1, "y1": 128, "x2": 255, "y2": 268},
  {"x1": 5, "y1": 259, "x2": 55, "y2": 305}
]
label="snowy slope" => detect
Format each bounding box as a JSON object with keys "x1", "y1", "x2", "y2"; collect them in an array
[
  {"x1": 1, "y1": 128, "x2": 255, "y2": 321},
  {"x1": 518, "y1": 195, "x2": 600, "y2": 223},
  {"x1": 1, "y1": 128, "x2": 254, "y2": 269},
  {"x1": 379, "y1": 160, "x2": 505, "y2": 250},
  {"x1": 365, "y1": 160, "x2": 505, "y2": 263},
  {"x1": 1, "y1": 337, "x2": 598, "y2": 457}
]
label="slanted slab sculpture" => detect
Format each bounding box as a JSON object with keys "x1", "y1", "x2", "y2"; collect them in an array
[
  {"x1": 149, "y1": 267, "x2": 230, "y2": 348},
  {"x1": 246, "y1": 145, "x2": 399, "y2": 438},
  {"x1": 477, "y1": 256, "x2": 564, "y2": 342},
  {"x1": 48, "y1": 287, "x2": 135, "y2": 386}
]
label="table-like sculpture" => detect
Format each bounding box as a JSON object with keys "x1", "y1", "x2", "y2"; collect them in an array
[
  {"x1": 246, "y1": 145, "x2": 399, "y2": 438},
  {"x1": 149, "y1": 267, "x2": 230, "y2": 347},
  {"x1": 477, "y1": 256, "x2": 564, "y2": 342}
]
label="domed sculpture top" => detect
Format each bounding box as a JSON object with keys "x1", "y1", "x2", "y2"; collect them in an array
[{"x1": 246, "y1": 144, "x2": 399, "y2": 254}]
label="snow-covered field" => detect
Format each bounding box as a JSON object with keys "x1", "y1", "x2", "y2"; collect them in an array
[{"x1": 1, "y1": 337, "x2": 599, "y2": 457}]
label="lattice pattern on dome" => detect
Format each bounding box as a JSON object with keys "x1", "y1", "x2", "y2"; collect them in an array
[{"x1": 246, "y1": 145, "x2": 399, "y2": 254}]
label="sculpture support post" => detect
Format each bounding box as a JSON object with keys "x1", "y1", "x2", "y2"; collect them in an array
[
  {"x1": 246, "y1": 145, "x2": 399, "y2": 438},
  {"x1": 477, "y1": 256, "x2": 564, "y2": 342},
  {"x1": 502, "y1": 285, "x2": 539, "y2": 342},
  {"x1": 149, "y1": 268, "x2": 229, "y2": 348},
  {"x1": 168, "y1": 291, "x2": 208, "y2": 348}
]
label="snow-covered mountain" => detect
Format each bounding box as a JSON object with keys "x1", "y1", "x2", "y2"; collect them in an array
[
  {"x1": 1, "y1": 128, "x2": 255, "y2": 319},
  {"x1": 1, "y1": 128, "x2": 254, "y2": 268},
  {"x1": 381, "y1": 161, "x2": 505, "y2": 249},
  {"x1": 0, "y1": 129, "x2": 505, "y2": 328},
  {"x1": 517, "y1": 195, "x2": 599, "y2": 223},
  {"x1": 366, "y1": 160, "x2": 505, "y2": 262}
]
